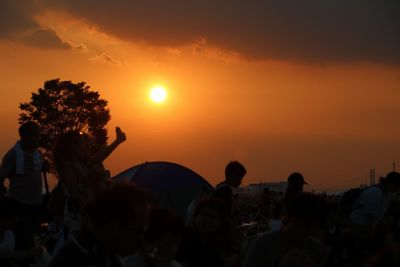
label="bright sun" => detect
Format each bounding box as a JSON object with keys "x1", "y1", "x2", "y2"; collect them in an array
[{"x1": 150, "y1": 86, "x2": 167, "y2": 103}]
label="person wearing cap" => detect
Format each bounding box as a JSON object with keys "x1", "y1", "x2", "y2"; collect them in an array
[{"x1": 283, "y1": 172, "x2": 308, "y2": 211}]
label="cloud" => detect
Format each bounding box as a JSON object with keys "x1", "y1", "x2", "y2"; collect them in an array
[
  {"x1": 2, "y1": 1, "x2": 399, "y2": 64},
  {"x1": 0, "y1": 0, "x2": 71, "y2": 49},
  {"x1": 47, "y1": 0, "x2": 400, "y2": 64},
  {"x1": 71, "y1": 43, "x2": 88, "y2": 52},
  {"x1": 89, "y1": 52, "x2": 122, "y2": 66},
  {"x1": 18, "y1": 28, "x2": 71, "y2": 49}
]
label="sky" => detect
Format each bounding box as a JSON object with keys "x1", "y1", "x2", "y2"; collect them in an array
[{"x1": 0, "y1": 0, "x2": 399, "y2": 191}]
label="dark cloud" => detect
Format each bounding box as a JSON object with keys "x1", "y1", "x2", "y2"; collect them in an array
[
  {"x1": 0, "y1": 0, "x2": 71, "y2": 49},
  {"x1": 48, "y1": 0, "x2": 400, "y2": 64},
  {"x1": 2, "y1": 1, "x2": 399, "y2": 63},
  {"x1": 0, "y1": 0, "x2": 37, "y2": 37},
  {"x1": 19, "y1": 29, "x2": 71, "y2": 49}
]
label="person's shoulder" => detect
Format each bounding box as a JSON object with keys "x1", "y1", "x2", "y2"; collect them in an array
[
  {"x1": 212, "y1": 184, "x2": 232, "y2": 198},
  {"x1": 0, "y1": 148, "x2": 16, "y2": 173},
  {"x1": 215, "y1": 182, "x2": 232, "y2": 191},
  {"x1": 2, "y1": 147, "x2": 16, "y2": 160},
  {"x1": 216, "y1": 181, "x2": 228, "y2": 188},
  {"x1": 363, "y1": 185, "x2": 384, "y2": 196}
]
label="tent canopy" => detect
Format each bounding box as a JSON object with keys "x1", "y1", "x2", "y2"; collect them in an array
[{"x1": 112, "y1": 161, "x2": 213, "y2": 218}]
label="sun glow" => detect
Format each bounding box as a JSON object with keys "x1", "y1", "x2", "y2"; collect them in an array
[{"x1": 150, "y1": 86, "x2": 167, "y2": 103}]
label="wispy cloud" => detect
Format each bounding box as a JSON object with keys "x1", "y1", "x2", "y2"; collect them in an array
[{"x1": 89, "y1": 52, "x2": 122, "y2": 66}]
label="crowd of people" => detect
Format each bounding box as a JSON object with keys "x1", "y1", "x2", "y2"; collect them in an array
[{"x1": 1, "y1": 121, "x2": 400, "y2": 267}]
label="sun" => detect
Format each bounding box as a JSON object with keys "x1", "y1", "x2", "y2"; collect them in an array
[{"x1": 150, "y1": 86, "x2": 167, "y2": 103}]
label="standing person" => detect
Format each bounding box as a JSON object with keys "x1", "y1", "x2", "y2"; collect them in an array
[
  {"x1": 350, "y1": 171, "x2": 400, "y2": 231},
  {"x1": 283, "y1": 172, "x2": 308, "y2": 210},
  {"x1": 52, "y1": 127, "x2": 126, "y2": 233},
  {"x1": 0, "y1": 121, "x2": 44, "y2": 250},
  {"x1": 212, "y1": 161, "x2": 247, "y2": 216}
]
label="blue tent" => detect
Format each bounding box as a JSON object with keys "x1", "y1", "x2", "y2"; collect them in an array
[{"x1": 112, "y1": 161, "x2": 213, "y2": 218}]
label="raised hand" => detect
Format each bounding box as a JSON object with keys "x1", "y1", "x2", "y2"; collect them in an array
[{"x1": 115, "y1": 126, "x2": 126, "y2": 144}]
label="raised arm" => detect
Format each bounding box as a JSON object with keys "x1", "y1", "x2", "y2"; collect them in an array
[{"x1": 89, "y1": 127, "x2": 126, "y2": 165}]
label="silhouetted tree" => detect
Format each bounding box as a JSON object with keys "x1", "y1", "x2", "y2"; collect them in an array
[{"x1": 19, "y1": 79, "x2": 111, "y2": 160}]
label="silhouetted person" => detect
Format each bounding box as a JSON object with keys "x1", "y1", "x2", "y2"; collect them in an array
[
  {"x1": 350, "y1": 171, "x2": 400, "y2": 231},
  {"x1": 125, "y1": 208, "x2": 185, "y2": 267},
  {"x1": 283, "y1": 172, "x2": 308, "y2": 210},
  {"x1": 52, "y1": 127, "x2": 126, "y2": 233},
  {"x1": 212, "y1": 161, "x2": 247, "y2": 215},
  {"x1": 0, "y1": 121, "x2": 44, "y2": 251},
  {"x1": 50, "y1": 182, "x2": 150, "y2": 267},
  {"x1": 177, "y1": 197, "x2": 242, "y2": 267},
  {"x1": 244, "y1": 193, "x2": 328, "y2": 267}
]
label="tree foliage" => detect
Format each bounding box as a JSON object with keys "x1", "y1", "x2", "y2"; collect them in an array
[{"x1": 19, "y1": 79, "x2": 111, "y2": 155}]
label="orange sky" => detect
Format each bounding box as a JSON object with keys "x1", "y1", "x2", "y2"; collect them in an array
[{"x1": 1, "y1": 1, "x2": 399, "y2": 191}]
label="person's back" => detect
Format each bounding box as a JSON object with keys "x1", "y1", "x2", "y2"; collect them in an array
[
  {"x1": 350, "y1": 172, "x2": 400, "y2": 230},
  {"x1": 349, "y1": 186, "x2": 385, "y2": 227},
  {"x1": 349, "y1": 172, "x2": 400, "y2": 230}
]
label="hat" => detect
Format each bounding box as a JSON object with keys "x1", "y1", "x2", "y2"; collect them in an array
[{"x1": 287, "y1": 172, "x2": 308, "y2": 185}]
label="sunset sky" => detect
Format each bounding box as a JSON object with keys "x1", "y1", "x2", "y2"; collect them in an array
[{"x1": 1, "y1": 0, "x2": 399, "y2": 191}]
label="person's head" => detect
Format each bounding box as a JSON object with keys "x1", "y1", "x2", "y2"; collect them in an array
[
  {"x1": 53, "y1": 130, "x2": 89, "y2": 168},
  {"x1": 194, "y1": 197, "x2": 230, "y2": 235},
  {"x1": 0, "y1": 197, "x2": 21, "y2": 230},
  {"x1": 287, "y1": 172, "x2": 307, "y2": 192},
  {"x1": 85, "y1": 182, "x2": 150, "y2": 256},
  {"x1": 18, "y1": 121, "x2": 41, "y2": 151},
  {"x1": 282, "y1": 193, "x2": 325, "y2": 244},
  {"x1": 381, "y1": 172, "x2": 400, "y2": 193},
  {"x1": 144, "y1": 208, "x2": 185, "y2": 262},
  {"x1": 225, "y1": 161, "x2": 246, "y2": 188}
]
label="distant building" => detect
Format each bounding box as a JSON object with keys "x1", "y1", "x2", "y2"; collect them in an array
[{"x1": 240, "y1": 181, "x2": 288, "y2": 195}]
